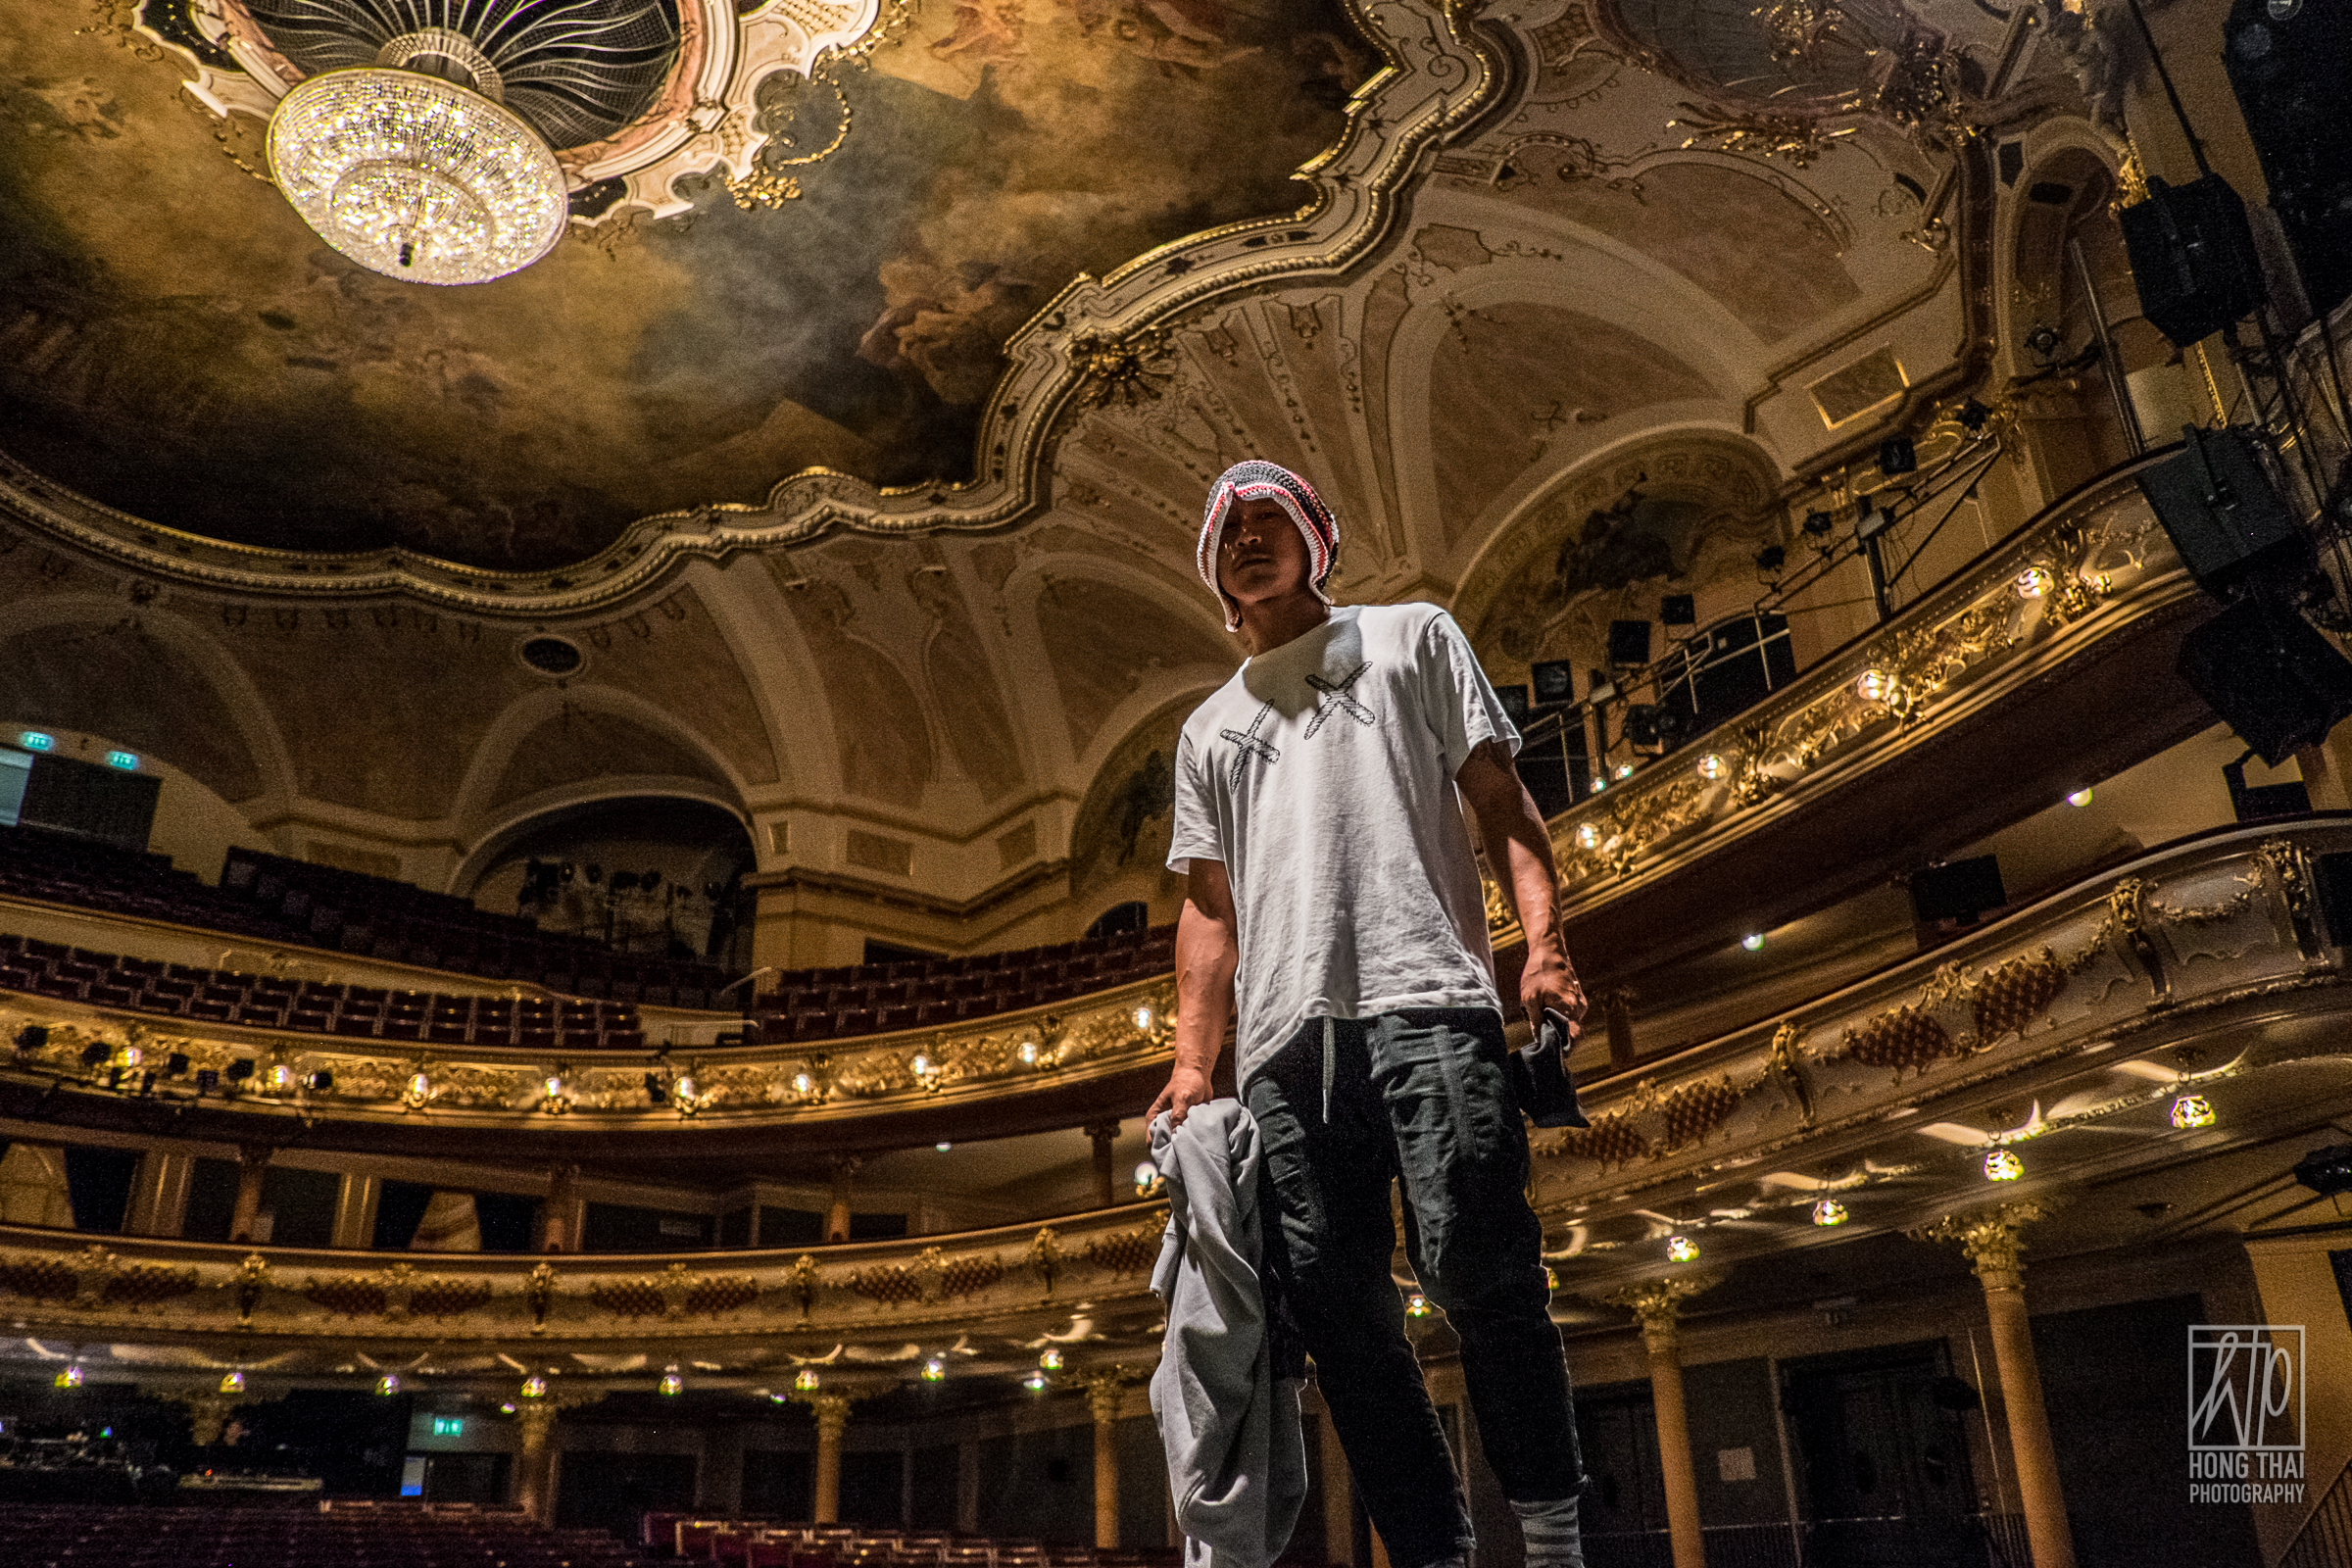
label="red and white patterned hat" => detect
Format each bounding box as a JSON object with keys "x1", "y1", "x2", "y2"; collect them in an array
[{"x1": 1197, "y1": 461, "x2": 1342, "y2": 631}]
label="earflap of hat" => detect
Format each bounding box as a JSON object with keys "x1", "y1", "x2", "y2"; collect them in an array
[{"x1": 1197, "y1": 464, "x2": 1341, "y2": 629}]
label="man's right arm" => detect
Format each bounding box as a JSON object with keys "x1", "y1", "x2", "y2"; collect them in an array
[{"x1": 1146, "y1": 858, "x2": 1239, "y2": 1126}]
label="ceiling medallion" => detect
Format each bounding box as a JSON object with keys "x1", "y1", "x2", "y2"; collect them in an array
[{"x1": 149, "y1": 0, "x2": 884, "y2": 281}]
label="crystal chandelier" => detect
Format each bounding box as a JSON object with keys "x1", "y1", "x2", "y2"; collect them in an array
[{"x1": 266, "y1": 30, "x2": 567, "y2": 285}]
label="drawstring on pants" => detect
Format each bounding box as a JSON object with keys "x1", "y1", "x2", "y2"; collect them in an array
[{"x1": 1321, "y1": 1016, "x2": 1337, "y2": 1125}]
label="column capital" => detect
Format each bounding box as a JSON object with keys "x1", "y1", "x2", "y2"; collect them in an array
[
  {"x1": 1083, "y1": 1121, "x2": 1122, "y2": 1143},
  {"x1": 1081, "y1": 1367, "x2": 1140, "y2": 1424},
  {"x1": 798, "y1": 1390, "x2": 856, "y2": 1435},
  {"x1": 1597, "y1": 1270, "x2": 1725, "y2": 1356},
  {"x1": 1913, "y1": 1200, "x2": 2052, "y2": 1290}
]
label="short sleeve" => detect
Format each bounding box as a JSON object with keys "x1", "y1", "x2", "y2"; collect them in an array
[
  {"x1": 1419, "y1": 609, "x2": 1520, "y2": 774},
  {"x1": 1166, "y1": 728, "x2": 1223, "y2": 874}
]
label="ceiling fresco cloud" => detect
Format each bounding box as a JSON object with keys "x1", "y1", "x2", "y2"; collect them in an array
[{"x1": 0, "y1": 0, "x2": 1372, "y2": 568}]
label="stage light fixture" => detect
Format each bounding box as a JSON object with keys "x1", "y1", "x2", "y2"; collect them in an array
[
  {"x1": 1040, "y1": 1348, "x2": 1064, "y2": 1371},
  {"x1": 1812, "y1": 1199, "x2": 1849, "y2": 1226},
  {"x1": 1024, "y1": 1372, "x2": 1050, "y2": 1392},
  {"x1": 2169, "y1": 1094, "x2": 2215, "y2": 1129},
  {"x1": 659, "y1": 1368, "x2": 684, "y2": 1396},
  {"x1": 80, "y1": 1042, "x2": 109, "y2": 1067},
  {"x1": 2291, "y1": 1142, "x2": 2352, "y2": 1196},
  {"x1": 1880, "y1": 436, "x2": 1917, "y2": 476},
  {"x1": 55, "y1": 1366, "x2": 83, "y2": 1389},
  {"x1": 2067, "y1": 788, "x2": 2093, "y2": 808},
  {"x1": 1755, "y1": 544, "x2": 1787, "y2": 572},
  {"x1": 220, "y1": 1371, "x2": 245, "y2": 1394},
  {"x1": 795, "y1": 1369, "x2": 820, "y2": 1392},
  {"x1": 921, "y1": 1356, "x2": 947, "y2": 1383},
  {"x1": 1984, "y1": 1149, "x2": 2024, "y2": 1181},
  {"x1": 165, "y1": 1052, "x2": 188, "y2": 1076},
  {"x1": 1802, "y1": 512, "x2": 1835, "y2": 537},
  {"x1": 377, "y1": 1374, "x2": 401, "y2": 1396},
  {"x1": 1405, "y1": 1294, "x2": 1432, "y2": 1317},
  {"x1": 1666, "y1": 1235, "x2": 1701, "y2": 1262},
  {"x1": 1958, "y1": 398, "x2": 1991, "y2": 432},
  {"x1": 1741, "y1": 933, "x2": 1764, "y2": 952},
  {"x1": 521, "y1": 1376, "x2": 547, "y2": 1398}
]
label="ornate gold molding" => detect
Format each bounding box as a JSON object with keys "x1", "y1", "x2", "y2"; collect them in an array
[{"x1": 1913, "y1": 1199, "x2": 2051, "y2": 1290}]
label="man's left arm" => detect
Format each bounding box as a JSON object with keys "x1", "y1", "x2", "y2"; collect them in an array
[{"x1": 1455, "y1": 737, "x2": 1586, "y2": 1039}]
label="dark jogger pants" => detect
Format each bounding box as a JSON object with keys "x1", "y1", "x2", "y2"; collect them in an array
[{"x1": 1245, "y1": 1007, "x2": 1585, "y2": 1568}]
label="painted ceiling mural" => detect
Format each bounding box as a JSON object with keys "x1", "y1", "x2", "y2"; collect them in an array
[
  {"x1": 0, "y1": 0, "x2": 1372, "y2": 566},
  {"x1": 0, "y1": 0, "x2": 2123, "y2": 907}
]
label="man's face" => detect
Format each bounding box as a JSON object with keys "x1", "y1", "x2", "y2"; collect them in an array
[{"x1": 1216, "y1": 497, "x2": 1310, "y2": 605}]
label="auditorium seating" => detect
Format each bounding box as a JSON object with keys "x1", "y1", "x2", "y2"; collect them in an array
[
  {"x1": 638, "y1": 1518, "x2": 1183, "y2": 1568},
  {"x1": 218, "y1": 848, "x2": 735, "y2": 1005},
  {"x1": 0, "y1": 932, "x2": 646, "y2": 1051},
  {"x1": 0, "y1": 1500, "x2": 657, "y2": 1568},
  {"x1": 0, "y1": 824, "x2": 733, "y2": 1006},
  {"x1": 746, "y1": 925, "x2": 1174, "y2": 1044}
]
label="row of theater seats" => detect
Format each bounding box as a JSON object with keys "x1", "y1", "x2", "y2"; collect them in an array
[
  {"x1": 0, "y1": 934, "x2": 648, "y2": 1051},
  {"x1": 647, "y1": 1519, "x2": 1180, "y2": 1568},
  {"x1": 751, "y1": 929, "x2": 1174, "y2": 1044},
  {"x1": 220, "y1": 848, "x2": 735, "y2": 1004},
  {"x1": 0, "y1": 1501, "x2": 653, "y2": 1568},
  {"x1": 0, "y1": 823, "x2": 734, "y2": 1005}
]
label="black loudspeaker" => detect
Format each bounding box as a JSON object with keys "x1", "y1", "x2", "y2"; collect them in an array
[
  {"x1": 2119, "y1": 174, "x2": 2265, "y2": 346},
  {"x1": 2136, "y1": 426, "x2": 2308, "y2": 595},
  {"x1": 1659, "y1": 594, "x2": 1695, "y2": 626},
  {"x1": 1909, "y1": 855, "x2": 2006, "y2": 924},
  {"x1": 2177, "y1": 593, "x2": 2352, "y2": 765},
  {"x1": 1531, "y1": 660, "x2": 1576, "y2": 706},
  {"x1": 1607, "y1": 619, "x2": 1653, "y2": 667},
  {"x1": 2224, "y1": 0, "x2": 2352, "y2": 317},
  {"x1": 1494, "y1": 684, "x2": 1532, "y2": 723}
]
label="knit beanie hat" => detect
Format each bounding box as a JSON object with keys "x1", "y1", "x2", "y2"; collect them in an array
[{"x1": 1196, "y1": 461, "x2": 1342, "y2": 631}]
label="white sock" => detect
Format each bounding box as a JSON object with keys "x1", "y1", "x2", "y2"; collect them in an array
[{"x1": 1512, "y1": 1494, "x2": 1584, "y2": 1568}]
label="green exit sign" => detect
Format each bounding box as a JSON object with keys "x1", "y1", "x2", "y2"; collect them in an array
[{"x1": 431, "y1": 1417, "x2": 464, "y2": 1437}]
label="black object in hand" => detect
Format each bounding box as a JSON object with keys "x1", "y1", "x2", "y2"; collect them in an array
[{"x1": 1510, "y1": 1007, "x2": 1592, "y2": 1129}]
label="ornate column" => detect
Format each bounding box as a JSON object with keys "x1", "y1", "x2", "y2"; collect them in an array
[
  {"x1": 806, "y1": 1394, "x2": 854, "y2": 1522},
  {"x1": 1084, "y1": 1370, "x2": 1137, "y2": 1548},
  {"x1": 1602, "y1": 1272, "x2": 1724, "y2": 1568},
  {"x1": 125, "y1": 1152, "x2": 195, "y2": 1238},
  {"x1": 540, "y1": 1163, "x2": 581, "y2": 1252},
  {"x1": 1917, "y1": 1202, "x2": 2075, "y2": 1568},
  {"x1": 1086, "y1": 1122, "x2": 1120, "y2": 1208},
  {"x1": 512, "y1": 1390, "x2": 598, "y2": 1525},
  {"x1": 331, "y1": 1173, "x2": 380, "y2": 1250},
  {"x1": 1600, "y1": 987, "x2": 1638, "y2": 1072},
  {"x1": 825, "y1": 1157, "x2": 861, "y2": 1245},
  {"x1": 230, "y1": 1145, "x2": 272, "y2": 1244}
]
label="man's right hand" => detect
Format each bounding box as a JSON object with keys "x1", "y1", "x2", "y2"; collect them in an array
[{"x1": 1148, "y1": 1064, "x2": 1215, "y2": 1128}]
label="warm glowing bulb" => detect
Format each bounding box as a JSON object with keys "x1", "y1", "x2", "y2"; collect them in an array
[
  {"x1": 1576, "y1": 823, "x2": 1599, "y2": 849},
  {"x1": 1134, "y1": 1160, "x2": 1159, "y2": 1194},
  {"x1": 408, "y1": 1071, "x2": 431, "y2": 1100},
  {"x1": 936, "y1": 1142, "x2": 953, "y2": 1152},
  {"x1": 1855, "y1": 669, "x2": 1892, "y2": 703},
  {"x1": 1544, "y1": 1267, "x2": 1559, "y2": 1290},
  {"x1": 1024, "y1": 1372, "x2": 1049, "y2": 1391},
  {"x1": 377, "y1": 1374, "x2": 401, "y2": 1396},
  {"x1": 1811, "y1": 1199, "x2": 1849, "y2": 1227},
  {"x1": 1984, "y1": 1149, "x2": 2023, "y2": 1181},
  {"x1": 910, "y1": 1054, "x2": 932, "y2": 1075},
  {"x1": 660, "y1": 1371, "x2": 684, "y2": 1396},
  {"x1": 1134, "y1": 1006, "x2": 1153, "y2": 1030},
  {"x1": 922, "y1": 1356, "x2": 947, "y2": 1382},
  {"x1": 674, "y1": 1075, "x2": 697, "y2": 1101},
  {"x1": 521, "y1": 1376, "x2": 547, "y2": 1398},
  {"x1": 1696, "y1": 754, "x2": 1727, "y2": 781},
  {"x1": 1016, "y1": 1041, "x2": 1039, "y2": 1065},
  {"x1": 1666, "y1": 1235, "x2": 1700, "y2": 1262},
  {"x1": 120, "y1": 1046, "x2": 143, "y2": 1068},
  {"x1": 544, "y1": 1075, "x2": 564, "y2": 1099},
  {"x1": 270, "y1": 1064, "x2": 293, "y2": 1088},
  {"x1": 1405, "y1": 1293, "x2": 1432, "y2": 1318},
  {"x1": 220, "y1": 1370, "x2": 245, "y2": 1394},
  {"x1": 792, "y1": 1071, "x2": 814, "y2": 1094},
  {"x1": 1039, "y1": 1348, "x2": 1063, "y2": 1371},
  {"x1": 56, "y1": 1366, "x2": 83, "y2": 1389},
  {"x1": 1614, "y1": 762, "x2": 1636, "y2": 780},
  {"x1": 795, "y1": 1369, "x2": 819, "y2": 1392},
  {"x1": 2014, "y1": 565, "x2": 2053, "y2": 600},
  {"x1": 2170, "y1": 1094, "x2": 2215, "y2": 1129},
  {"x1": 1741, "y1": 933, "x2": 1764, "y2": 952},
  {"x1": 2067, "y1": 788, "x2": 2093, "y2": 808}
]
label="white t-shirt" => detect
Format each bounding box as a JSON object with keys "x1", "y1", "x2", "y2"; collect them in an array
[{"x1": 1167, "y1": 603, "x2": 1520, "y2": 1086}]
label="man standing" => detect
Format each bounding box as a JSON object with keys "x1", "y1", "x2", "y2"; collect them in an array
[{"x1": 1148, "y1": 461, "x2": 1588, "y2": 1568}]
